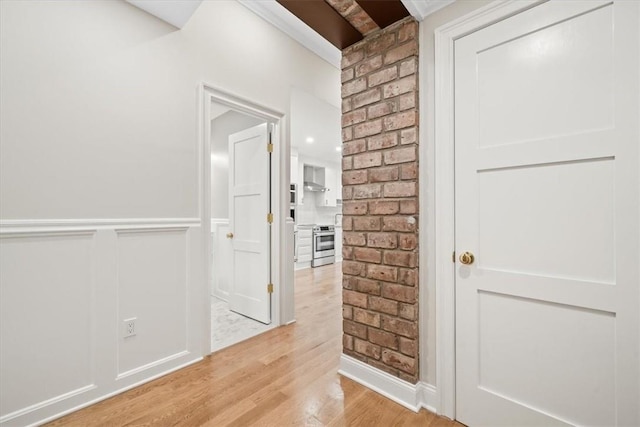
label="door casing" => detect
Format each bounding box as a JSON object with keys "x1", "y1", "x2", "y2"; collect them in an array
[{"x1": 199, "y1": 84, "x2": 286, "y2": 355}]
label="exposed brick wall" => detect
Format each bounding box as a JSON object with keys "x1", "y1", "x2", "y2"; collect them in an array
[{"x1": 341, "y1": 17, "x2": 419, "y2": 384}]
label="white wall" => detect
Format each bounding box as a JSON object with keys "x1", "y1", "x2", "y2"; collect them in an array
[
  {"x1": 211, "y1": 110, "x2": 264, "y2": 219},
  {"x1": 0, "y1": 0, "x2": 339, "y2": 425},
  {"x1": 419, "y1": 0, "x2": 492, "y2": 387}
]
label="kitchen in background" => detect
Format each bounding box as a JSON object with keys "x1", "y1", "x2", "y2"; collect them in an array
[{"x1": 290, "y1": 89, "x2": 343, "y2": 270}]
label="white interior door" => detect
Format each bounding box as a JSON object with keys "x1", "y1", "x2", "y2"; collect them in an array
[
  {"x1": 228, "y1": 123, "x2": 271, "y2": 324},
  {"x1": 454, "y1": 1, "x2": 639, "y2": 426}
]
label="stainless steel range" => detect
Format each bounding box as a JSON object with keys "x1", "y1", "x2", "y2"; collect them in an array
[{"x1": 311, "y1": 225, "x2": 335, "y2": 267}]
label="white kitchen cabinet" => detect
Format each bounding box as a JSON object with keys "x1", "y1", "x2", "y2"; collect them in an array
[
  {"x1": 316, "y1": 166, "x2": 339, "y2": 207},
  {"x1": 295, "y1": 226, "x2": 313, "y2": 269}
]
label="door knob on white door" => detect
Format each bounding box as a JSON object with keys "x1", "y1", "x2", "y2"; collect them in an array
[
  {"x1": 459, "y1": 251, "x2": 474, "y2": 265},
  {"x1": 226, "y1": 232, "x2": 234, "y2": 239}
]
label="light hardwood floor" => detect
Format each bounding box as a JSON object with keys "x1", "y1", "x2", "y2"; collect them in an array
[{"x1": 49, "y1": 262, "x2": 462, "y2": 426}]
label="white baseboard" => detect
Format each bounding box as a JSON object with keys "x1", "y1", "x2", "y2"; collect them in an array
[
  {"x1": 417, "y1": 382, "x2": 438, "y2": 413},
  {"x1": 338, "y1": 354, "x2": 439, "y2": 414},
  {"x1": 4, "y1": 357, "x2": 203, "y2": 427},
  {"x1": 339, "y1": 354, "x2": 420, "y2": 412}
]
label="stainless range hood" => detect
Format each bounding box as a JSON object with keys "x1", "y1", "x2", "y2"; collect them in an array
[{"x1": 303, "y1": 165, "x2": 327, "y2": 192}]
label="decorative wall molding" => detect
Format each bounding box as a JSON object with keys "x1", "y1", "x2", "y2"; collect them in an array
[
  {"x1": 0, "y1": 217, "x2": 203, "y2": 426},
  {"x1": 238, "y1": 0, "x2": 341, "y2": 68},
  {"x1": 0, "y1": 218, "x2": 201, "y2": 235},
  {"x1": 401, "y1": 0, "x2": 455, "y2": 21},
  {"x1": 0, "y1": 384, "x2": 97, "y2": 425},
  {"x1": 32, "y1": 357, "x2": 202, "y2": 427},
  {"x1": 116, "y1": 351, "x2": 191, "y2": 380},
  {"x1": 0, "y1": 229, "x2": 97, "y2": 239}
]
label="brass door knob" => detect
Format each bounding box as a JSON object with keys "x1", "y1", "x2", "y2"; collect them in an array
[
  {"x1": 226, "y1": 232, "x2": 234, "y2": 239},
  {"x1": 459, "y1": 251, "x2": 474, "y2": 265}
]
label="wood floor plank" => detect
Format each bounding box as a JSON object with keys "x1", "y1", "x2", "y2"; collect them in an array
[{"x1": 48, "y1": 262, "x2": 462, "y2": 426}]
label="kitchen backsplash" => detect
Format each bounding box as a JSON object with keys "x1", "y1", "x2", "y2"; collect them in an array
[{"x1": 297, "y1": 189, "x2": 342, "y2": 225}]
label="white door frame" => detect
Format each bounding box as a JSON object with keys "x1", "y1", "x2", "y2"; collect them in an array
[
  {"x1": 431, "y1": 0, "x2": 545, "y2": 419},
  {"x1": 199, "y1": 83, "x2": 286, "y2": 355}
]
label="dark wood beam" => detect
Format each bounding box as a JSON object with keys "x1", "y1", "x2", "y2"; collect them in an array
[
  {"x1": 356, "y1": 0, "x2": 410, "y2": 30},
  {"x1": 277, "y1": 0, "x2": 363, "y2": 49}
]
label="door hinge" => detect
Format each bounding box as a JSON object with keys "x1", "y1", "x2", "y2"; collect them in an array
[
  {"x1": 267, "y1": 283, "x2": 274, "y2": 293},
  {"x1": 452, "y1": 251, "x2": 456, "y2": 263},
  {"x1": 267, "y1": 212, "x2": 274, "y2": 223},
  {"x1": 267, "y1": 142, "x2": 273, "y2": 153}
]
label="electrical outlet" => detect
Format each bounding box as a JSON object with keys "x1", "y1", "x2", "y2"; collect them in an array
[{"x1": 123, "y1": 317, "x2": 137, "y2": 338}]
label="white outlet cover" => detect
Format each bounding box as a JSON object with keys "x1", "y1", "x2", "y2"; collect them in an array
[{"x1": 123, "y1": 317, "x2": 137, "y2": 338}]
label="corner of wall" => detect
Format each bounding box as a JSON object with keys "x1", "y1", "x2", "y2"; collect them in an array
[{"x1": 340, "y1": 17, "x2": 421, "y2": 384}]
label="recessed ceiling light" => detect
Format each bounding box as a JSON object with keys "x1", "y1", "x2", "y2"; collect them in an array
[
  {"x1": 306, "y1": 137, "x2": 314, "y2": 144},
  {"x1": 336, "y1": 146, "x2": 342, "y2": 152}
]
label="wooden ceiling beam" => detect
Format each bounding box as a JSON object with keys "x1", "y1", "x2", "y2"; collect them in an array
[
  {"x1": 277, "y1": 0, "x2": 363, "y2": 49},
  {"x1": 356, "y1": 0, "x2": 410, "y2": 30}
]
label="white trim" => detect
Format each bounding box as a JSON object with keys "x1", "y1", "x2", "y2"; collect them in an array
[
  {"x1": 431, "y1": 0, "x2": 545, "y2": 420},
  {"x1": 116, "y1": 351, "x2": 191, "y2": 380},
  {"x1": 417, "y1": 382, "x2": 438, "y2": 413},
  {"x1": 237, "y1": 0, "x2": 340, "y2": 69},
  {"x1": 0, "y1": 218, "x2": 200, "y2": 234},
  {"x1": 417, "y1": 11, "x2": 431, "y2": 409},
  {"x1": 200, "y1": 83, "x2": 287, "y2": 357},
  {"x1": 339, "y1": 355, "x2": 420, "y2": 412},
  {"x1": 401, "y1": 0, "x2": 456, "y2": 21},
  {"x1": 0, "y1": 384, "x2": 97, "y2": 426},
  {"x1": 20, "y1": 357, "x2": 203, "y2": 427}
]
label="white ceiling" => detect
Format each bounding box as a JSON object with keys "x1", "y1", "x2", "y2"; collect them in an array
[{"x1": 291, "y1": 89, "x2": 342, "y2": 165}]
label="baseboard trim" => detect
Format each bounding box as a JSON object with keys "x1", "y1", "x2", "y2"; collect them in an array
[
  {"x1": 26, "y1": 356, "x2": 203, "y2": 427},
  {"x1": 338, "y1": 355, "x2": 439, "y2": 415},
  {"x1": 338, "y1": 354, "x2": 420, "y2": 412},
  {"x1": 417, "y1": 382, "x2": 438, "y2": 413}
]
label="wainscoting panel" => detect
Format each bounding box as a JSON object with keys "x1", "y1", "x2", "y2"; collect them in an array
[
  {"x1": 0, "y1": 219, "x2": 203, "y2": 426},
  {"x1": 0, "y1": 231, "x2": 97, "y2": 419},
  {"x1": 116, "y1": 228, "x2": 189, "y2": 377}
]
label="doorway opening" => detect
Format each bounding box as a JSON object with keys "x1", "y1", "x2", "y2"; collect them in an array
[
  {"x1": 210, "y1": 106, "x2": 274, "y2": 352},
  {"x1": 201, "y1": 85, "x2": 285, "y2": 354}
]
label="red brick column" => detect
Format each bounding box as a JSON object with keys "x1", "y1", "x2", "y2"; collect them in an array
[{"x1": 341, "y1": 17, "x2": 419, "y2": 383}]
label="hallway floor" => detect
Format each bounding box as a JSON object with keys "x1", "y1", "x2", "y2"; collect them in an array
[
  {"x1": 211, "y1": 297, "x2": 275, "y2": 353},
  {"x1": 49, "y1": 262, "x2": 462, "y2": 426}
]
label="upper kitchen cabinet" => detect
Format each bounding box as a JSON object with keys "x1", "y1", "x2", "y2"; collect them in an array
[{"x1": 320, "y1": 166, "x2": 338, "y2": 207}]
